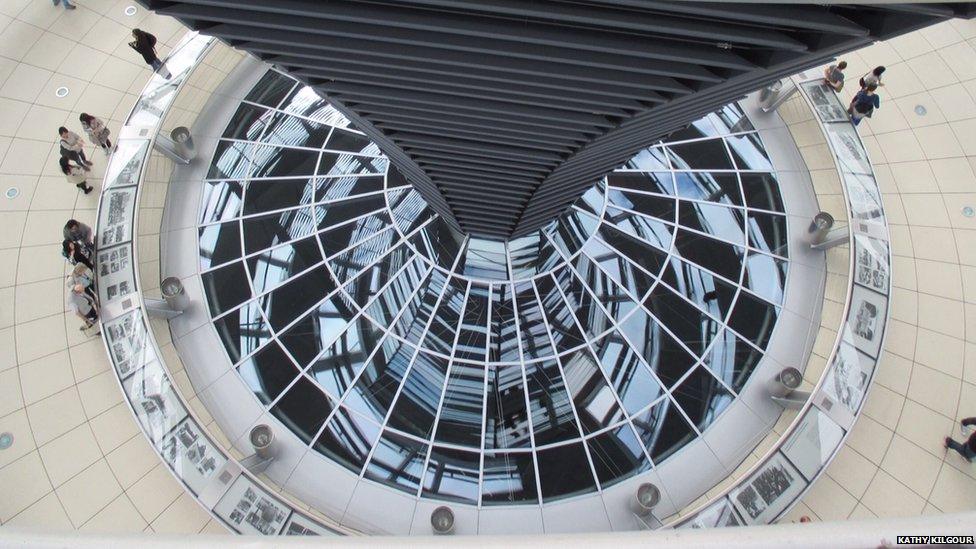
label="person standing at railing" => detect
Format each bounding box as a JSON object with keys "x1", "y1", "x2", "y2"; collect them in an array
[
  {"x1": 823, "y1": 60, "x2": 847, "y2": 92},
  {"x1": 63, "y1": 219, "x2": 94, "y2": 247},
  {"x1": 67, "y1": 283, "x2": 99, "y2": 332},
  {"x1": 944, "y1": 417, "x2": 976, "y2": 462}
]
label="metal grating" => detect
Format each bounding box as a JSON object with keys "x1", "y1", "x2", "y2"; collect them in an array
[{"x1": 141, "y1": 0, "x2": 976, "y2": 239}]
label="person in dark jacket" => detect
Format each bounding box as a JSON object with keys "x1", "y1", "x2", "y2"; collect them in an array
[
  {"x1": 945, "y1": 417, "x2": 976, "y2": 462},
  {"x1": 130, "y1": 28, "x2": 163, "y2": 72},
  {"x1": 849, "y1": 83, "x2": 880, "y2": 126},
  {"x1": 62, "y1": 239, "x2": 94, "y2": 270}
]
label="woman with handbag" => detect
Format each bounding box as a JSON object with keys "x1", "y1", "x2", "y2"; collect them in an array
[
  {"x1": 60, "y1": 156, "x2": 93, "y2": 194},
  {"x1": 859, "y1": 66, "x2": 886, "y2": 90},
  {"x1": 79, "y1": 113, "x2": 112, "y2": 155}
]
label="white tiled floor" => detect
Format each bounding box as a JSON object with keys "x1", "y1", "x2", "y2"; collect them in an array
[
  {"x1": 782, "y1": 18, "x2": 976, "y2": 523},
  {"x1": 0, "y1": 0, "x2": 223, "y2": 535},
  {"x1": 0, "y1": 0, "x2": 973, "y2": 537}
]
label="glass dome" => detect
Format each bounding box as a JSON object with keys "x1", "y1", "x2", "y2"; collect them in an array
[{"x1": 198, "y1": 69, "x2": 789, "y2": 506}]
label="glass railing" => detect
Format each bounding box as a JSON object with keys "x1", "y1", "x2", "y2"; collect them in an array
[
  {"x1": 94, "y1": 32, "x2": 352, "y2": 537},
  {"x1": 670, "y1": 79, "x2": 891, "y2": 528}
]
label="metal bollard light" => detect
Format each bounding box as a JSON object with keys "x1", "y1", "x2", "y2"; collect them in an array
[
  {"x1": 767, "y1": 367, "x2": 803, "y2": 399},
  {"x1": 249, "y1": 424, "x2": 276, "y2": 460},
  {"x1": 806, "y1": 211, "x2": 834, "y2": 246},
  {"x1": 170, "y1": 126, "x2": 196, "y2": 161},
  {"x1": 160, "y1": 276, "x2": 190, "y2": 312},
  {"x1": 632, "y1": 483, "x2": 661, "y2": 517},
  {"x1": 430, "y1": 506, "x2": 455, "y2": 535},
  {"x1": 758, "y1": 80, "x2": 784, "y2": 109}
]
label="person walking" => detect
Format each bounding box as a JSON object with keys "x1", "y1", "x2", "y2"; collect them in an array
[
  {"x1": 63, "y1": 219, "x2": 94, "y2": 246},
  {"x1": 944, "y1": 417, "x2": 976, "y2": 462},
  {"x1": 823, "y1": 60, "x2": 847, "y2": 92},
  {"x1": 68, "y1": 283, "x2": 99, "y2": 330},
  {"x1": 52, "y1": 0, "x2": 77, "y2": 9},
  {"x1": 859, "y1": 66, "x2": 886, "y2": 90},
  {"x1": 79, "y1": 113, "x2": 112, "y2": 155},
  {"x1": 129, "y1": 28, "x2": 163, "y2": 73},
  {"x1": 58, "y1": 126, "x2": 92, "y2": 171},
  {"x1": 849, "y1": 83, "x2": 880, "y2": 126},
  {"x1": 60, "y1": 156, "x2": 93, "y2": 194}
]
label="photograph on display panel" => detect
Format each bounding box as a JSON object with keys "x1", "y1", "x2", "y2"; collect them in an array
[
  {"x1": 214, "y1": 475, "x2": 291, "y2": 535},
  {"x1": 103, "y1": 309, "x2": 154, "y2": 379},
  {"x1": 780, "y1": 409, "x2": 846, "y2": 481},
  {"x1": 730, "y1": 452, "x2": 807, "y2": 524},
  {"x1": 847, "y1": 285, "x2": 889, "y2": 359},
  {"x1": 161, "y1": 418, "x2": 227, "y2": 495},
  {"x1": 122, "y1": 360, "x2": 188, "y2": 446},
  {"x1": 677, "y1": 498, "x2": 745, "y2": 529},
  {"x1": 283, "y1": 513, "x2": 339, "y2": 536},
  {"x1": 853, "y1": 235, "x2": 889, "y2": 295},
  {"x1": 844, "y1": 172, "x2": 884, "y2": 222},
  {"x1": 102, "y1": 139, "x2": 149, "y2": 190},
  {"x1": 824, "y1": 122, "x2": 872, "y2": 175},
  {"x1": 821, "y1": 340, "x2": 877, "y2": 420},
  {"x1": 800, "y1": 81, "x2": 848, "y2": 123},
  {"x1": 98, "y1": 187, "x2": 137, "y2": 248},
  {"x1": 96, "y1": 244, "x2": 136, "y2": 304}
]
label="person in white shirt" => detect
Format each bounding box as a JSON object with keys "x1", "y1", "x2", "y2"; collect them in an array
[
  {"x1": 58, "y1": 126, "x2": 92, "y2": 171},
  {"x1": 859, "y1": 66, "x2": 886, "y2": 90}
]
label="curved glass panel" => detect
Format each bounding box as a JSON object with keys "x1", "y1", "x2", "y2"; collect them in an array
[{"x1": 200, "y1": 70, "x2": 789, "y2": 506}]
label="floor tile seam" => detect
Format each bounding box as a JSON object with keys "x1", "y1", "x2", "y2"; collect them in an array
[
  {"x1": 26, "y1": 442, "x2": 72, "y2": 527},
  {"x1": 865, "y1": 117, "x2": 976, "y2": 137},
  {"x1": 877, "y1": 430, "x2": 946, "y2": 501},
  {"x1": 35, "y1": 424, "x2": 106, "y2": 491},
  {"x1": 0, "y1": 462, "x2": 59, "y2": 526},
  {"x1": 13, "y1": 266, "x2": 76, "y2": 287},
  {"x1": 867, "y1": 117, "x2": 976, "y2": 137},
  {"x1": 901, "y1": 320, "x2": 972, "y2": 346},
  {"x1": 857, "y1": 462, "x2": 934, "y2": 516},
  {"x1": 74, "y1": 491, "x2": 146, "y2": 532},
  {"x1": 87, "y1": 411, "x2": 140, "y2": 455},
  {"x1": 899, "y1": 388, "x2": 964, "y2": 425},
  {"x1": 14, "y1": 11, "x2": 145, "y2": 62},
  {"x1": 96, "y1": 437, "x2": 164, "y2": 527},
  {"x1": 145, "y1": 489, "x2": 199, "y2": 532},
  {"x1": 13, "y1": 337, "x2": 75, "y2": 368},
  {"x1": 888, "y1": 190, "x2": 976, "y2": 198},
  {"x1": 892, "y1": 247, "x2": 965, "y2": 265},
  {"x1": 52, "y1": 463, "x2": 125, "y2": 529},
  {"x1": 125, "y1": 464, "x2": 185, "y2": 526},
  {"x1": 0, "y1": 53, "x2": 147, "y2": 103},
  {"x1": 934, "y1": 336, "x2": 972, "y2": 509},
  {"x1": 824, "y1": 458, "x2": 880, "y2": 507}
]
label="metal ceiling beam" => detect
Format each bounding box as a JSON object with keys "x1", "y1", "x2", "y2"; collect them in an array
[
  {"x1": 141, "y1": 0, "x2": 976, "y2": 240},
  {"x1": 160, "y1": 0, "x2": 758, "y2": 69}
]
